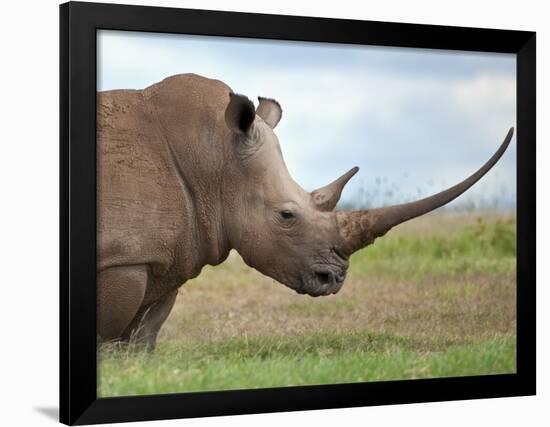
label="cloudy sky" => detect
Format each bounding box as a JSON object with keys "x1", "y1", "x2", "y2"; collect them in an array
[{"x1": 97, "y1": 30, "x2": 516, "y2": 210}]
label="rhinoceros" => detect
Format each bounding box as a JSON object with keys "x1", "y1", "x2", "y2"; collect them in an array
[{"x1": 97, "y1": 73, "x2": 513, "y2": 348}]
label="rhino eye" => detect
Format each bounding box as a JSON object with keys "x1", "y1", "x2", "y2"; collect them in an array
[{"x1": 280, "y1": 210, "x2": 295, "y2": 220}]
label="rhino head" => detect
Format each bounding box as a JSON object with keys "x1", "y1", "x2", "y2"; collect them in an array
[{"x1": 222, "y1": 93, "x2": 513, "y2": 297}]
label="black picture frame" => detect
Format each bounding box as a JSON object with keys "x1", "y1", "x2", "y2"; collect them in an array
[{"x1": 60, "y1": 1, "x2": 536, "y2": 424}]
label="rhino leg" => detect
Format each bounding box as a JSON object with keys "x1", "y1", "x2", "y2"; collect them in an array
[
  {"x1": 97, "y1": 265, "x2": 148, "y2": 341},
  {"x1": 122, "y1": 289, "x2": 178, "y2": 350}
]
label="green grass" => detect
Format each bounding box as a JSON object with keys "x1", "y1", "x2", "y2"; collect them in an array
[
  {"x1": 98, "y1": 333, "x2": 515, "y2": 397},
  {"x1": 351, "y1": 216, "x2": 516, "y2": 279},
  {"x1": 98, "y1": 213, "x2": 517, "y2": 397}
]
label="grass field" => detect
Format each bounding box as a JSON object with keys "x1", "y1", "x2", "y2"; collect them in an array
[{"x1": 98, "y1": 212, "x2": 517, "y2": 397}]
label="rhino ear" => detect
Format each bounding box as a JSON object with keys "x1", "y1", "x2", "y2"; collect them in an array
[
  {"x1": 257, "y1": 97, "x2": 282, "y2": 129},
  {"x1": 225, "y1": 93, "x2": 256, "y2": 134}
]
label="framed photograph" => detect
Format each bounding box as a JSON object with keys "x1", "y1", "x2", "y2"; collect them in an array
[{"x1": 60, "y1": 1, "x2": 536, "y2": 424}]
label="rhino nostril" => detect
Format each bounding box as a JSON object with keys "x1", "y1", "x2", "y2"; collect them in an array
[
  {"x1": 315, "y1": 271, "x2": 331, "y2": 284},
  {"x1": 330, "y1": 270, "x2": 344, "y2": 285}
]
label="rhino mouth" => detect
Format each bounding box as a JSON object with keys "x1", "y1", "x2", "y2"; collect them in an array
[{"x1": 297, "y1": 265, "x2": 347, "y2": 297}]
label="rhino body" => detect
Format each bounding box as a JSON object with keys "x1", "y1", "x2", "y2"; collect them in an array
[
  {"x1": 98, "y1": 75, "x2": 240, "y2": 345},
  {"x1": 97, "y1": 73, "x2": 512, "y2": 348}
]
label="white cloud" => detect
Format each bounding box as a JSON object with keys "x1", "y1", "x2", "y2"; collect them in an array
[{"x1": 451, "y1": 74, "x2": 516, "y2": 141}]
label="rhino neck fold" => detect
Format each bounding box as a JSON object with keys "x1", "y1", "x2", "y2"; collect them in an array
[
  {"x1": 145, "y1": 86, "x2": 232, "y2": 271},
  {"x1": 165, "y1": 138, "x2": 231, "y2": 269}
]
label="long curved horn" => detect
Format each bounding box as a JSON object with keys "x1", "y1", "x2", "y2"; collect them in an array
[
  {"x1": 311, "y1": 167, "x2": 359, "y2": 211},
  {"x1": 336, "y1": 127, "x2": 514, "y2": 256}
]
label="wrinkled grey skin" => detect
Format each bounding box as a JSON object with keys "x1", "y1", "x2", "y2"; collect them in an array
[{"x1": 97, "y1": 73, "x2": 512, "y2": 348}]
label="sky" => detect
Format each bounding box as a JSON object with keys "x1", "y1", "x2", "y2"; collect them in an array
[{"x1": 97, "y1": 30, "x2": 516, "y2": 211}]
